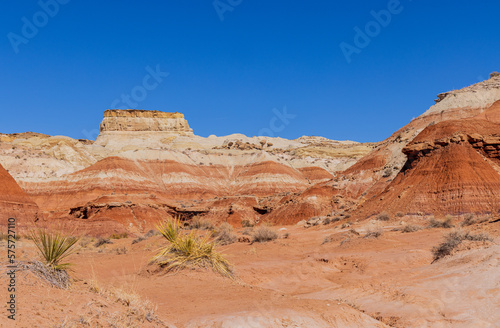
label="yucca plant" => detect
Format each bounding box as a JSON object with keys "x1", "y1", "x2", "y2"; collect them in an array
[
  {"x1": 152, "y1": 218, "x2": 233, "y2": 278},
  {"x1": 156, "y1": 219, "x2": 181, "y2": 243},
  {"x1": 29, "y1": 227, "x2": 80, "y2": 271}
]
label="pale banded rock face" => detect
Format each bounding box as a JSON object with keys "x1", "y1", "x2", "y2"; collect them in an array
[
  {"x1": 423, "y1": 75, "x2": 500, "y2": 117},
  {"x1": 99, "y1": 109, "x2": 194, "y2": 135}
]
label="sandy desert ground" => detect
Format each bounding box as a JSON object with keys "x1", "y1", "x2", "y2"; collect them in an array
[{"x1": 1, "y1": 214, "x2": 499, "y2": 327}]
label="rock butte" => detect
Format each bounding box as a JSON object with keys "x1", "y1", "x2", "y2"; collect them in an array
[
  {"x1": 1, "y1": 74, "x2": 500, "y2": 233},
  {"x1": 100, "y1": 109, "x2": 194, "y2": 135}
]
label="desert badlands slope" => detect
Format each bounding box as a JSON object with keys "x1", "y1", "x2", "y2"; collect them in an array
[{"x1": 1, "y1": 74, "x2": 500, "y2": 327}]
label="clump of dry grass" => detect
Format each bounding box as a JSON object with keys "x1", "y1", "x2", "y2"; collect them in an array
[
  {"x1": 432, "y1": 230, "x2": 493, "y2": 262},
  {"x1": 115, "y1": 246, "x2": 128, "y2": 255},
  {"x1": 242, "y1": 227, "x2": 253, "y2": 236},
  {"x1": 188, "y1": 217, "x2": 215, "y2": 231},
  {"x1": 79, "y1": 237, "x2": 93, "y2": 248},
  {"x1": 212, "y1": 222, "x2": 237, "y2": 245},
  {"x1": 132, "y1": 229, "x2": 158, "y2": 244},
  {"x1": 251, "y1": 226, "x2": 278, "y2": 243},
  {"x1": 108, "y1": 288, "x2": 167, "y2": 327},
  {"x1": 401, "y1": 224, "x2": 422, "y2": 233},
  {"x1": 322, "y1": 236, "x2": 334, "y2": 245},
  {"x1": 349, "y1": 228, "x2": 360, "y2": 236},
  {"x1": 364, "y1": 226, "x2": 384, "y2": 239},
  {"x1": 18, "y1": 261, "x2": 71, "y2": 289},
  {"x1": 461, "y1": 213, "x2": 476, "y2": 227},
  {"x1": 151, "y1": 219, "x2": 234, "y2": 278},
  {"x1": 110, "y1": 232, "x2": 129, "y2": 239},
  {"x1": 132, "y1": 230, "x2": 157, "y2": 244},
  {"x1": 241, "y1": 219, "x2": 255, "y2": 228},
  {"x1": 376, "y1": 212, "x2": 390, "y2": 221},
  {"x1": 81, "y1": 279, "x2": 168, "y2": 327},
  {"x1": 94, "y1": 237, "x2": 113, "y2": 247},
  {"x1": 340, "y1": 222, "x2": 352, "y2": 229},
  {"x1": 428, "y1": 216, "x2": 454, "y2": 229}
]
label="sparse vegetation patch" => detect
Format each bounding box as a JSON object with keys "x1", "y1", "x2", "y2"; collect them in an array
[
  {"x1": 251, "y1": 226, "x2": 278, "y2": 243},
  {"x1": 152, "y1": 219, "x2": 233, "y2": 278},
  {"x1": 376, "y1": 212, "x2": 390, "y2": 221},
  {"x1": 432, "y1": 230, "x2": 493, "y2": 262},
  {"x1": 110, "y1": 232, "x2": 129, "y2": 239},
  {"x1": 461, "y1": 214, "x2": 476, "y2": 227},
  {"x1": 364, "y1": 226, "x2": 384, "y2": 239},
  {"x1": 94, "y1": 237, "x2": 113, "y2": 247},
  {"x1": 401, "y1": 224, "x2": 422, "y2": 233},
  {"x1": 212, "y1": 222, "x2": 237, "y2": 245},
  {"x1": 18, "y1": 261, "x2": 71, "y2": 289},
  {"x1": 428, "y1": 216, "x2": 454, "y2": 229},
  {"x1": 189, "y1": 217, "x2": 215, "y2": 231}
]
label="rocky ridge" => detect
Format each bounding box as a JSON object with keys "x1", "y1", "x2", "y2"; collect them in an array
[{"x1": 2, "y1": 74, "x2": 500, "y2": 232}]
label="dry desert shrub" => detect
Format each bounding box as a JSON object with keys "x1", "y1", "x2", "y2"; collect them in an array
[
  {"x1": 364, "y1": 226, "x2": 384, "y2": 239},
  {"x1": 251, "y1": 226, "x2": 278, "y2": 243},
  {"x1": 94, "y1": 237, "x2": 113, "y2": 247},
  {"x1": 461, "y1": 213, "x2": 476, "y2": 227},
  {"x1": 401, "y1": 224, "x2": 422, "y2": 233},
  {"x1": 152, "y1": 219, "x2": 234, "y2": 278},
  {"x1": 432, "y1": 230, "x2": 493, "y2": 262},
  {"x1": 241, "y1": 227, "x2": 254, "y2": 236},
  {"x1": 189, "y1": 217, "x2": 215, "y2": 231},
  {"x1": 110, "y1": 232, "x2": 129, "y2": 239},
  {"x1": 212, "y1": 222, "x2": 237, "y2": 245},
  {"x1": 322, "y1": 236, "x2": 333, "y2": 245},
  {"x1": 81, "y1": 282, "x2": 167, "y2": 327},
  {"x1": 349, "y1": 228, "x2": 360, "y2": 236},
  {"x1": 428, "y1": 216, "x2": 454, "y2": 229},
  {"x1": 78, "y1": 237, "x2": 93, "y2": 248},
  {"x1": 132, "y1": 229, "x2": 158, "y2": 244},
  {"x1": 340, "y1": 222, "x2": 351, "y2": 229},
  {"x1": 115, "y1": 246, "x2": 128, "y2": 255},
  {"x1": 241, "y1": 219, "x2": 255, "y2": 227},
  {"x1": 376, "y1": 212, "x2": 390, "y2": 221}
]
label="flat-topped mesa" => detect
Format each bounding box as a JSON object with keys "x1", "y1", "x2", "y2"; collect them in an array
[{"x1": 100, "y1": 109, "x2": 194, "y2": 135}]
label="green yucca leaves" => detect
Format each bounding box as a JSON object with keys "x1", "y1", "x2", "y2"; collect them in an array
[
  {"x1": 156, "y1": 219, "x2": 180, "y2": 244},
  {"x1": 152, "y1": 218, "x2": 233, "y2": 278},
  {"x1": 29, "y1": 228, "x2": 80, "y2": 271}
]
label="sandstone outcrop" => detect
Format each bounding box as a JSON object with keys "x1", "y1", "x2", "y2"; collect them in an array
[
  {"x1": 342, "y1": 75, "x2": 500, "y2": 201},
  {"x1": 356, "y1": 100, "x2": 500, "y2": 216},
  {"x1": 100, "y1": 109, "x2": 193, "y2": 135},
  {"x1": 20, "y1": 156, "x2": 337, "y2": 233},
  {"x1": 0, "y1": 163, "x2": 39, "y2": 229},
  {"x1": 269, "y1": 75, "x2": 500, "y2": 222}
]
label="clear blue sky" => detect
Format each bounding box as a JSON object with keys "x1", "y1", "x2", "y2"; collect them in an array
[{"x1": 1, "y1": 0, "x2": 498, "y2": 142}]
